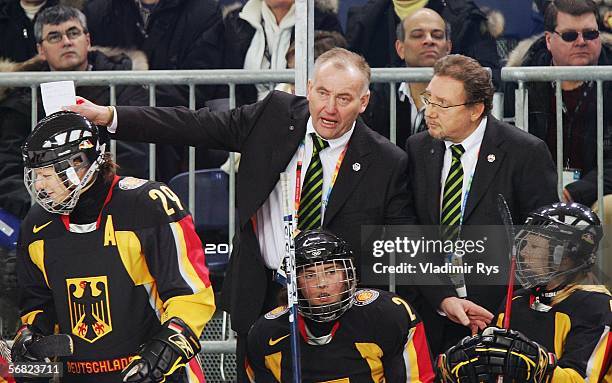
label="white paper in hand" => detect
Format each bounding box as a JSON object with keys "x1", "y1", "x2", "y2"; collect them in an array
[{"x1": 41, "y1": 80, "x2": 76, "y2": 116}]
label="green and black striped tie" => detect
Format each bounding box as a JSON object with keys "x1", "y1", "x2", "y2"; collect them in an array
[
  {"x1": 298, "y1": 133, "x2": 329, "y2": 231},
  {"x1": 441, "y1": 144, "x2": 465, "y2": 240}
]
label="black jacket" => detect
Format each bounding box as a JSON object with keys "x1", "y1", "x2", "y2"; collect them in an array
[
  {"x1": 223, "y1": 0, "x2": 343, "y2": 106},
  {"x1": 0, "y1": 0, "x2": 58, "y2": 62},
  {"x1": 0, "y1": 49, "x2": 152, "y2": 219},
  {"x1": 346, "y1": 0, "x2": 501, "y2": 85},
  {"x1": 83, "y1": 0, "x2": 224, "y2": 105},
  {"x1": 403, "y1": 116, "x2": 558, "y2": 355},
  {"x1": 504, "y1": 33, "x2": 612, "y2": 206}
]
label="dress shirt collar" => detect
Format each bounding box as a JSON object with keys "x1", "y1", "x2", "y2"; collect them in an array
[
  {"x1": 444, "y1": 116, "x2": 488, "y2": 153},
  {"x1": 306, "y1": 116, "x2": 354, "y2": 149},
  {"x1": 398, "y1": 81, "x2": 415, "y2": 104}
]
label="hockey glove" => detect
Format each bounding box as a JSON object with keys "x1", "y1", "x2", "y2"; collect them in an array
[
  {"x1": 477, "y1": 327, "x2": 557, "y2": 383},
  {"x1": 121, "y1": 317, "x2": 201, "y2": 383},
  {"x1": 11, "y1": 326, "x2": 45, "y2": 363},
  {"x1": 437, "y1": 334, "x2": 488, "y2": 383}
]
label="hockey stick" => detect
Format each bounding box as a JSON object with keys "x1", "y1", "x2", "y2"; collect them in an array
[
  {"x1": 496, "y1": 193, "x2": 516, "y2": 329},
  {"x1": 495, "y1": 194, "x2": 517, "y2": 383},
  {"x1": 280, "y1": 172, "x2": 302, "y2": 383}
]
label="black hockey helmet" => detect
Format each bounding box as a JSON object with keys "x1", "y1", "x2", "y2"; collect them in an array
[
  {"x1": 294, "y1": 229, "x2": 356, "y2": 322},
  {"x1": 22, "y1": 111, "x2": 106, "y2": 214},
  {"x1": 514, "y1": 202, "x2": 602, "y2": 289}
]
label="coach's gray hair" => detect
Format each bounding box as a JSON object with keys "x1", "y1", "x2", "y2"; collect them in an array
[
  {"x1": 313, "y1": 47, "x2": 371, "y2": 93},
  {"x1": 34, "y1": 5, "x2": 88, "y2": 43}
]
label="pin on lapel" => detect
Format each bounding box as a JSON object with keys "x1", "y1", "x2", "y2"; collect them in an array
[
  {"x1": 487, "y1": 154, "x2": 496, "y2": 163},
  {"x1": 352, "y1": 162, "x2": 361, "y2": 171}
]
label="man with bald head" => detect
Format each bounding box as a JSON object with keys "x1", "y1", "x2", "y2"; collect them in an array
[{"x1": 362, "y1": 8, "x2": 451, "y2": 147}]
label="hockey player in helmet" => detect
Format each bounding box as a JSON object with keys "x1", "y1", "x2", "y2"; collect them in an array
[
  {"x1": 15, "y1": 111, "x2": 215, "y2": 383},
  {"x1": 246, "y1": 229, "x2": 436, "y2": 382},
  {"x1": 438, "y1": 203, "x2": 611, "y2": 383},
  {"x1": 23, "y1": 111, "x2": 107, "y2": 215}
]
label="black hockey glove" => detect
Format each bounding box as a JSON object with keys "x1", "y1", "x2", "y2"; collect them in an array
[
  {"x1": 11, "y1": 326, "x2": 45, "y2": 363},
  {"x1": 437, "y1": 334, "x2": 488, "y2": 383},
  {"x1": 477, "y1": 327, "x2": 557, "y2": 383},
  {"x1": 121, "y1": 317, "x2": 201, "y2": 383}
]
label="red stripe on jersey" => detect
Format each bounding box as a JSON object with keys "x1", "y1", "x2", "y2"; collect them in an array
[
  {"x1": 188, "y1": 358, "x2": 206, "y2": 383},
  {"x1": 0, "y1": 355, "x2": 15, "y2": 383},
  {"x1": 177, "y1": 216, "x2": 211, "y2": 287},
  {"x1": 413, "y1": 322, "x2": 435, "y2": 383},
  {"x1": 96, "y1": 176, "x2": 120, "y2": 228}
]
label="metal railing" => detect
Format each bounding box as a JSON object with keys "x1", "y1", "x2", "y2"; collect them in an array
[
  {"x1": 1, "y1": 65, "x2": 610, "y2": 359},
  {"x1": 502, "y1": 66, "x2": 610, "y2": 223}
]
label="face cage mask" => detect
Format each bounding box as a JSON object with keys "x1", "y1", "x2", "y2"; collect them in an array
[
  {"x1": 296, "y1": 258, "x2": 356, "y2": 322},
  {"x1": 24, "y1": 147, "x2": 105, "y2": 215},
  {"x1": 514, "y1": 227, "x2": 586, "y2": 289}
]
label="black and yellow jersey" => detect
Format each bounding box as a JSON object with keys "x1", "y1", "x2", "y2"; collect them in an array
[
  {"x1": 17, "y1": 176, "x2": 214, "y2": 383},
  {"x1": 246, "y1": 289, "x2": 435, "y2": 382},
  {"x1": 496, "y1": 288, "x2": 611, "y2": 383}
]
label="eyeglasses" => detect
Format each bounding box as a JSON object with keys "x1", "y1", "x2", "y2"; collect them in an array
[
  {"x1": 420, "y1": 94, "x2": 478, "y2": 110},
  {"x1": 41, "y1": 26, "x2": 86, "y2": 44},
  {"x1": 553, "y1": 29, "x2": 600, "y2": 42}
]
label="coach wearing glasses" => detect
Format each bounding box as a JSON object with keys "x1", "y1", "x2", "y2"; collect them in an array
[
  {"x1": 403, "y1": 54, "x2": 558, "y2": 356},
  {"x1": 505, "y1": 0, "x2": 611, "y2": 212}
]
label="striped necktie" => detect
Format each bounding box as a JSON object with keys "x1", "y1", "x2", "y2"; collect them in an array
[
  {"x1": 441, "y1": 144, "x2": 465, "y2": 240},
  {"x1": 298, "y1": 133, "x2": 329, "y2": 231}
]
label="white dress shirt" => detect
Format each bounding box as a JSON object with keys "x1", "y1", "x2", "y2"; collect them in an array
[
  {"x1": 398, "y1": 82, "x2": 425, "y2": 134},
  {"x1": 256, "y1": 118, "x2": 354, "y2": 269}
]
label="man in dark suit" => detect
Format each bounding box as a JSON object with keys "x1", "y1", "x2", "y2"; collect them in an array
[
  {"x1": 363, "y1": 8, "x2": 451, "y2": 146},
  {"x1": 68, "y1": 47, "x2": 413, "y2": 381},
  {"x1": 403, "y1": 54, "x2": 558, "y2": 356}
]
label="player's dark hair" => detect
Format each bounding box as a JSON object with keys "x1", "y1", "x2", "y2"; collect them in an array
[{"x1": 99, "y1": 153, "x2": 118, "y2": 182}]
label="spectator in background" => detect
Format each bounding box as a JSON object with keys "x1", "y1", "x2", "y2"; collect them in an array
[
  {"x1": 361, "y1": 8, "x2": 451, "y2": 146},
  {"x1": 223, "y1": 0, "x2": 343, "y2": 106},
  {"x1": 0, "y1": 0, "x2": 58, "y2": 62},
  {"x1": 275, "y1": 30, "x2": 347, "y2": 95},
  {"x1": 475, "y1": 0, "x2": 545, "y2": 63},
  {"x1": 505, "y1": 0, "x2": 611, "y2": 213},
  {"x1": 0, "y1": 5, "x2": 162, "y2": 220},
  {"x1": 83, "y1": 0, "x2": 225, "y2": 107},
  {"x1": 346, "y1": 0, "x2": 502, "y2": 86}
]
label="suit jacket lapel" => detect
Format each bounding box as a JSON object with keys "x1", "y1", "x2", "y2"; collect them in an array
[
  {"x1": 426, "y1": 137, "x2": 445, "y2": 224},
  {"x1": 323, "y1": 121, "x2": 372, "y2": 226},
  {"x1": 270, "y1": 104, "x2": 308, "y2": 177},
  {"x1": 462, "y1": 118, "x2": 506, "y2": 222},
  {"x1": 239, "y1": 102, "x2": 307, "y2": 227}
]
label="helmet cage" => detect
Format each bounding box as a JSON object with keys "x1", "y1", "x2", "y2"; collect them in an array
[
  {"x1": 22, "y1": 112, "x2": 105, "y2": 215},
  {"x1": 296, "y1": 258, "x2": 356, "y2": 322},
  {"x1": 514, "y1": 210, "x2": 598, "y2": 289},
  {"x1": 24, "y1": 150, "x2": 104, "y2": 215}
]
